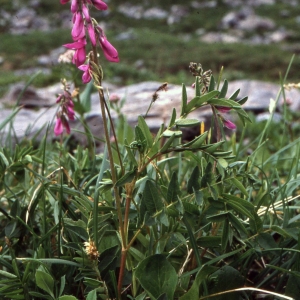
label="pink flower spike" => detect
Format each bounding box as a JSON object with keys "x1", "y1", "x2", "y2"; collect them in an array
[
  {"x1": 87, "y1": 23, "x2": 96, "y2": 46},
  {"x1": 223, "y1": 119, "x2": 236, "y2": 130},
  {"x1": 78, "y1": 64, "x2": 92, "y2": 83},
  {"x1": 216, "y1": 106, "x2": 231, "y2": 113},
  {"x1": 72, "y1": 12, "x2": 84, "y2": 40},
  {"x1": 82, "y1": 4, "x2": 91, "y2": 23},
  {"x1": 98, "y1": 33, "x2": 119, "y2": 62},
  {"x1": 60, "y1": 0, "x2": 70, "y2": 4},
  {"x1": 87, "y1": 0, "x2": 108, "y2": 10},
  {"x1": 54, "y1": 117, "x2": 64, "y2": 136}
]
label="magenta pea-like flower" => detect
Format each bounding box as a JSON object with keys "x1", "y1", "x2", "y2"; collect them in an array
[
  {"x1": 66, "y1": 102, "x2": 75, "y2": 120},
  {"x1": 54, "y1": 115, "x2": 71, "y2": 136},
  {"x1": 64, "y1": 39, "x2": 87, "y2": 66},
  {"x1": 86, "y1": 0, "x2": 108, "y2": 10},
  {"x1": 70, "y1": 0, "x2": 79, "y2": 13},
  {"x1": 223, "y1": 118, "x2": 236, "y2": 130},
  {"x1": 54, "y1": 117, "x2": 64, "y2": 136},
  {"x1": 72, "y1": 11, "x2": 85, "y2": 40},
  {"x1": 216, "y1": 106, "x2": 231, "y2": 113},
  {"x1": 78, "y1": 64, "x2": 92, "y2": 83},
  {"x1": 97, "y1": 27, "x2": 119, "y2": 62},
  {"x1": 87, "y1": 23, "x2": 96, "y2": 46},
  {"x1": 82, "y1": 4, "x2": 91, "y2": 23}
]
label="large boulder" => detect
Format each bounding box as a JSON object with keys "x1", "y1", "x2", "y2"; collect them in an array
[{"x1": 1, "y1": 79, "x2": 300, "y2": 145}]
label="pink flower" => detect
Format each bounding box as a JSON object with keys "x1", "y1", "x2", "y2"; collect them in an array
[
  {"x1": 70, "y1": 0, "x2": 79, "y2": 13},
  {"x1": 78, "y1": 64, "x2": 92, "y2": 83},
  {"x1": 67, "y1": 105, "x2": 75, "y2": 120},
  {"x1": 60, "y1": 0, "x2": 70, "y2": 4},
  {"x1": 97, "y1": 27, "x2": 119, "y2": 62},
  {"x1": 54, "y1": 116, "x2": 71, "y2": 136},
  {"x1": 68, "y1": 99, "x2": 74, "y2": 107},
  {"x1": 82, "y1": 4, "x2": 91, "y2": 23},
  {"x1": 223, "y1": 119, "x2": 236, "y2": 130},
  {"x1": 54, "y1": 117, "x2": 64, "y2": 136},
  {"x1": 87, "y1": 0, "x2": 108, "y2": 10},
  {"x1": 87, "y1": 23, "x2": 96, "y2": 46},
  {"x1": 72, "y1": 11, "x2": 85, "y2": 40},
  {"x1": 64, "y1": 39, "x2": 87, "y2": 66},
  {"x1": 56, "y1": 94, "x2": 63, "y2": 103},
  {"x1": 109, "y1": 93, "x2": 120, "y2": 103},
  {"x1": 216, "y1": 106, "x2": 231, "y2": 113}
]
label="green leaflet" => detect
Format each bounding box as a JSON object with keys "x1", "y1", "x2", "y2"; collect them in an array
[{"x1": 135, "y1": 254, "x2": 178, "y2": 300}]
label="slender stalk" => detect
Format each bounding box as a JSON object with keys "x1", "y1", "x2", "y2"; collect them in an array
[
  {"x1": 118, "y1": 181, "x2": 135, "y2": 295},
  {"x1": 91, "y1": 46, "x2": 126, "y2": 298},
  {"x1": 103, "y1": 99, "x2": 125, "y2": 175}
]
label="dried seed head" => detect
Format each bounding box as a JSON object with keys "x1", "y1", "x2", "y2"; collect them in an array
[
  {"x1": 84, "y1": 239, "x2": 99, "y2": 260},
  {"x1": 152, "y1": 82, "x2": 168, "y2": 102}
]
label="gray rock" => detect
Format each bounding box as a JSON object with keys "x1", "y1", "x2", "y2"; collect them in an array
[
  {"x1": 223, "y1": 0, "x2": 275, "y2": 6},
  {"x1": 14, "y1": 68, "x2": 52, "y2": 77},
  {"x1": 267, "y1": 28, "x2": 290, "y2": 43},
  {"x1": 143, "y1": 7, "x2": 168, "y2": 20},
  {"x1": 1, "y1": 82, "x2": 61, "y2": 108},
  {"x1": 10, "y1": 8, "x2": 36, "y2": 34},
  {"x1": 10, "y1": 7, "x2": 50, "y2": 34},
  {"x1": 0, "y1": 10, "x2": 11, "y2": 29},
  {"x1": 117, "y1": 4, "x2": 144, "y2": 19},
  {"x1": 221, "y1": 8, "x2": 275, "y2": 32},
  {"x1": 191, "y1": 1, "x2": 217, "y2": 9},
  {"x1": 1, "y1": 80, "x2": 300, "y2": 145},
  {"x1": 115, "y1": 29, "x2": 137, "y2": 41},
  {"x1": 37, "y1": 47, "x2": 66, "y2": 66},
  {"x1": 226, "y1": 79, "x2": 300, "y2": 111},
  {"x1": 167, "y1": 5, "x2": 189, "y2": 25},
  {"x1": 201, "y1": 32, "x2": 242, "y2": 43},
  {"x1": 238, "y1": 14, "x2": 275, "y2": 31}
]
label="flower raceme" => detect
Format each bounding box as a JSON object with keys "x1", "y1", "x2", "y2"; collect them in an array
[
  {"x1": 54, "y1": 90, "x2": 75, "y2": 136},
  {"x1": 56, "y1": 0, "x2": 119, "y2": 136},
  {"x1": 61, "y1": 0, "x2": 119, "y2": 83}
]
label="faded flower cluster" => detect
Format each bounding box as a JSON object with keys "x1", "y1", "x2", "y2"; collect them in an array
[{"x1": 54, "y1": 83, "x2": 76, "y2": 136}]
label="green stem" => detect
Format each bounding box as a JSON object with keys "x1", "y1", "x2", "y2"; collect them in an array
[{"x1": 91, "y1": 47, "x2": 126, "y2": 299}]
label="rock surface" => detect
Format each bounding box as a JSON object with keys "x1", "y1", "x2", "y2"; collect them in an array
[{"x1": 1, "y1": 79, "x2": 300, "y2": 144}]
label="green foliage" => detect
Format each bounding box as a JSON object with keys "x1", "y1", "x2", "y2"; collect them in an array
[
  {"x1": 1, "y1": 1, "x2": 300, "y2": 298},
  {"x1": 135, "y1": 254, "x2": 178, "y2": 300},
  {"x1": 1, "y1": 66, "x2": 299, "y2": 299}
]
